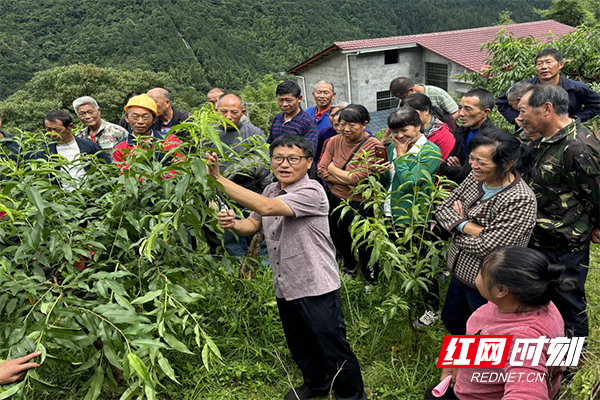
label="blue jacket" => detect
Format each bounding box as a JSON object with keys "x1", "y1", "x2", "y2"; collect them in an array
[
  {"x1": 305, "y1": 106, "x2": 332, "y2": 132},
  {"x1": 497, "y1": 76, "x2": 600, "y2": 124}
]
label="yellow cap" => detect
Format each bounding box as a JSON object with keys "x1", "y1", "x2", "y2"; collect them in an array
[{"x1": 124, "y1": 94, "x2": 158, "y2": 116}]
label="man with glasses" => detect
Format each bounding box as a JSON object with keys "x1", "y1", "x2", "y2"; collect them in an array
[
  {"x1": 206, "y1": 134, "x2": 367, "y2": 400},
  {"x1": 305, "y1": 81, "x2": 337, "y2": 133},
  {"x1": 73, "y1": 96, "x2": 127, "y2": 151},
  {"x1": 268, "y1": 81, "x2": 318, "y2": 154}
]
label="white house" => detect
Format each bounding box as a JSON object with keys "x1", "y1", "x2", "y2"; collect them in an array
[{"x1": 287, "y1": 20, "x2": 575, "y2": 116}]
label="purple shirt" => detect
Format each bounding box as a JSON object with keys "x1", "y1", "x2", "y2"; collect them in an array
[
  {"x1": 268, "y1": 109, "x2": 319, "y2": 153},
  {"x1": 249, "y1": 175, "x2": 340, "y2": 300}
]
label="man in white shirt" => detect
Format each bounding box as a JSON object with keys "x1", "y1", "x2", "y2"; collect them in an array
[{"x1": 42, "y1": 110, "x2": 110, "y2": 189}]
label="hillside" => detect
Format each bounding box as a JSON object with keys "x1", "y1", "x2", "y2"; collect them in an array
[{"x1": 0, "y1": 0, "x2": 551, "y2": 101}]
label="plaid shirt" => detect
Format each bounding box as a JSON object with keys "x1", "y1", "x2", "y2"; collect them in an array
[
  {"x1": 76, "y1": 120, "x2": 127, "y2": 150},
  {"x1": 436, "y1": 173, "x2": 537, "y2": 287}
]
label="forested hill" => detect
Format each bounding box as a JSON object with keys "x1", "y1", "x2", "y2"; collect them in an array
[{"x1": 0, "y1": 0, "x2": 551, "y2": 101}]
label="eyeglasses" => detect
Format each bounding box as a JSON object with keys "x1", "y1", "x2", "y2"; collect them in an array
[{"x1": 271, "y1": 155, "x2": 310, "y2": 165}]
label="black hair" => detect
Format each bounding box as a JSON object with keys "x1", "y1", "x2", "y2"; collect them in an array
[
  {"x1": 526, "y1": 84, "x2": 569, "y2": 116},
  {"x1": 389, "y1": 77, "x2": 414, "y2": 97},
  {"x1": 44, "y1": 110, "x2": 73, "y2": 128},
  {"x1": 387, "y1": 107, "x2": 422, "y2": 131},
  {"x1": 401, "y1": 93, "x2": 444, "y2": 120},
  {"x1": 270, "y1": 134, "x2": 314, "y2": 159},
  {"x1": 338, "y1": 104, "x2": 370, "y2": 124},
  {"x1": 126, "y1": 92, "x2": 140, "y2": 102},
  {"x1": 469, "y1": 129, "x2": 534, "y2": 180},
  {"x1": 276, "y1": 81, "x2": 301, "y2": 98},
  {"x1": 463, "y1": 88, "x2": 495, "y2": 111},
  {"x1": 480, "y1": 246, "x2": 575, "y2": 308},
  {"x1": 535, "y1": 48, "x2": 563, "y2": 63}
]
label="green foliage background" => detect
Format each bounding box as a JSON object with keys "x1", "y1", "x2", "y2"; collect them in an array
[{"x1": 0, "y1": 0, "x2": 552, "y2": 102}]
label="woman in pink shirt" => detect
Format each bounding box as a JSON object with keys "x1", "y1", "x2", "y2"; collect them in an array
[
  {"x1": 426, "y1": 246, "x2": 574, "y2": 399},
  {"x1": 402, "y1": 93, "x2": 456, "y2": 162}
]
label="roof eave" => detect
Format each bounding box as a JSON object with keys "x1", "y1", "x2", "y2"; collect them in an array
[{"x1": 287, "y1": 44, "x2": 340, "y2": 75}]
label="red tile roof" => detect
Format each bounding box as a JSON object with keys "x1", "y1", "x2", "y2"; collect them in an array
[{"x1": 288, "y1": 20, "x2": 575, "y2": 73}]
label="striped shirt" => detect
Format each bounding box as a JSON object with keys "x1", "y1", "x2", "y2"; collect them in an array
[
  {"x1": 268, "y1": 109, "x2": 319, "y2": 153},
  {"x1": 422, "y1": 84, "x2": 459, "y2": 115}
]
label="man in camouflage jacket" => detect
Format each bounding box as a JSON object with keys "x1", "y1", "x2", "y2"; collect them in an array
[{"x1": 518, "y1": 84, "x2": 600, "y2": 338}]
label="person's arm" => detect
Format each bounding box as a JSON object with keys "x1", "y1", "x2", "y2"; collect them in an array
[
  {"x1": 303, "y1": 119, "x2": 319, "y2": 155},
  {"x1": 437, "y1": 91, "x2": 459, "y2": 116},
  {"x1": 452, "y1": 192, "x2": 537, "y2": 258},
  {"x1": 326, "y1": 163, "x2": 358, "y2": 185},
  {"x1": 206, "y1": 153, "x2": 294, "y2": 217},
  {"x1": 566, "y1": 141, "x2": 600, "y2": 240},
  {"x1": 217, "y1": 210, "x2": 262, "y2": 236},
  {"x1": 0, "y1": 352, "x2": 41, "y2": 385},
  {"x1": 435, "y1": 178, "x2": 472, "y2": 233},
  {"x1": 572, "y1": 83, "x2": 600, "y2": 123},
  {"x1": 450, "y1": 111, "x2": 459, "y2": 120}
]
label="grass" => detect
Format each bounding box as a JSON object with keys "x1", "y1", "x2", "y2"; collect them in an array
[{"x1": 35, "y1": 245, "x2": 599, "y2": 399}]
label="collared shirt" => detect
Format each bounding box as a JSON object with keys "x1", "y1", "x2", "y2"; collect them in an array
[
  {"x1": 153, "y1": 108, "x2": 191, "y2": 136},
  {"x1": 249, "y1": 175, "x2": 340, "y2": 300},
  {"x1": 75, "y1": 120, "x2": 128, "y2": 150},
  {"x1": 268, "y1": 109, "x2": 319, "y2": 153},
  {"x1": 306, "y1": 105, "x2": 332, "y2": 133},
  {"x1": 528, "y1": 119, "x2": 600, "y2": 251}
]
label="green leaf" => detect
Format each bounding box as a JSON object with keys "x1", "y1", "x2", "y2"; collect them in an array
[
  {"x1": 144, "y1": 384, "x2": 156, "y2": 400},
  {"x1": 25, "y1": 187, "x2": 45, "y2": 218},
  {"x1": 130, "y1": 339, "x2": 170, "y2": 350},
  {"x1": 163, "y1": 333, "x2": 193, "y2": 354},
  {"x1": 84, "y1": 365, "x2": 104, "y2": 400},
  {"x1": 0, "y1": 381, "x2": 24, "y2": 399},
  {"x1": 201, "y1": 343, "x2": 210, "y2": 371},
  {"x1": 157, "y1": 352, "x2": 179, "y2": 383},
  {"x1": 74, "y1": 352, "x2": 101, "y2": 373},
  {"x1": 29, "y1": 370, "x2": 68, "y2": 392},
  {"x1": 127, "y1": 352, "x2": 154, "y2": 389},
  {"x1": 130, "y1": 290, "x2": 163, "y2": 305},
  {"x1": 201, "y1": 331, "x2": 221, "y2": 360}
]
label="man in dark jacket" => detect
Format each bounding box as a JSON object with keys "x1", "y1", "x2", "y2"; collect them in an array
[
  {"x1": 496, "y1": 48, "x2": 600, "y2": 126},
  {"x1": 36, "y1": 110, "x2": 111, "y2": 190},
  {"x1": 147, "y1": 88, "x2": 190, "y2": 136},
  {"x1": 0, "y1": 117, "x2": 21, "y2": 162},
  {"x1": 439, "y1": 88, "x2": 503, "y2": 185}
]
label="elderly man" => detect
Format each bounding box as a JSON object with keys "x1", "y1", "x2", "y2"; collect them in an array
[
  {"x1": 207, "y1": 87, "x2": 226, "y2": 107},
  {"x1": 517, "y1": 84, "x2": 600, "y2": 339},
  {"x1": 438, "y1": 88, "x2": 503, "y2": 184},
  {"x1": 497, "y1": 48, "x2": 600, "y2": 126},
  {"x1": 305, "y1": 81, "x2": 337, "y2": 133},
  {"x1": 146, "y1": 88, "x2": 190, "y2": 136},
  {"x1": 113, "y1": 94, "x2": 182, "y2": 165},
  {"x1": 207, "y1": 93, "x2": 272, "y2": 256},
  {"x1": 207, "y1": 134, "x2": 367, "y2": 400},
  {"x1": 72, "y1": 96, "x2": 127, "y2": 150}
]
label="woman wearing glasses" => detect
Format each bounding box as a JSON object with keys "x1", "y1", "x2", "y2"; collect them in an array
[{"x1": 317, "y1": 104, "x2": 385, "y2": 286}]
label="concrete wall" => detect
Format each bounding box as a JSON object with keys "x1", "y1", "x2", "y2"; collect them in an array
[
  {"x1": 293, "y1": 52, "x2": 348, "y2": 109},
  {"x1": 351, "y1": 46, "x2": 422, "y2": 111},
  {"x1": 293, "y1": 46, "x2": 474, "y2": 113},
  {"x1": 422, "y1": 50, "x2": 472, "y2": 95}
]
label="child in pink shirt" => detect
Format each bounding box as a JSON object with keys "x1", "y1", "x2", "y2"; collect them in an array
[{"x1": 426, "y1": 246, "x2": 574, "y2": 399}]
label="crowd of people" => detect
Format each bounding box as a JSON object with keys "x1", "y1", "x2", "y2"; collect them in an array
[{"x1": 1, "y1": 47, "x2": 599, "y2": 400}]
